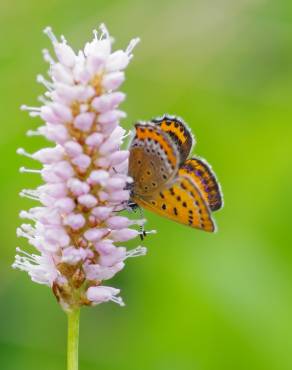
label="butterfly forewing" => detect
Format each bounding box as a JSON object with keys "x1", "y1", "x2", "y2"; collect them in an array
[
  {"x1": 132, "y1": 175, "x2": 216, "y2": 232},
  {"x1": 128, "y1": 123, "x2": 179, "y2": 196},
  {"x1": 152, "y1": 115, "x2": 194, "y2": 164},
  {"x1": 179, "y1": 157, "x2": 223, "y2": 211}
]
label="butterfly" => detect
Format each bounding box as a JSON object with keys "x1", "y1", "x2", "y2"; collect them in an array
[{"x1": 128, "y1": 115, "x2": 223, "y2": 232}]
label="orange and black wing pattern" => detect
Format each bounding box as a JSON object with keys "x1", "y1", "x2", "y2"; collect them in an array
[
  {"x1": 179, "y1": 157, "x2": 223, "y2": 211},
  {"x1": 134, "y1": 175, "x2": 216, "y2": 232},
  {"x1": 128, "y1": 122, "x2": 179, "y2": 196},
  {"x1": 152, "y1": 115, "x2": 194, "y2": 164}
]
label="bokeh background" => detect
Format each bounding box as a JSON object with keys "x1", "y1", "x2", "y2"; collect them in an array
[{"x1": 1, "y1": 0, "x2": 292, "y2": 369}]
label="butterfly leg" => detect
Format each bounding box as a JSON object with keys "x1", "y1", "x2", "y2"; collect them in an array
[
  {"x1": 127, "y1": 203, "x2": 157, "y2": 239},
  {"x1": 114, "y1": 201, "x2": 157, "y2": 239},
  {"x1": 126, "y1": 202, "x2": 146, "y2": 239}
]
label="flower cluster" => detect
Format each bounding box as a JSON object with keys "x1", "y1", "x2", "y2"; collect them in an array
[{"x1": 13, "y1": 25, "x2": 148, "y2": 310}]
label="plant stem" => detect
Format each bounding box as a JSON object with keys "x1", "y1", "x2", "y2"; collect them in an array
[{"x1": 67, "y1": 308, "x2": 80, "y2": 370}]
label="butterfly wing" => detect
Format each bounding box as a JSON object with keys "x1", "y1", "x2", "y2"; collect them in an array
[
  {"x1": 152, "y1": 115, "x2": 194, "y2": 164},
  {"x1": 128, "y1": 122, "x2": 180, "y2": 197},
  {"x1": 179, "y1": 157, "x2": 223, "y2": 211},
  {"x1": 133, "y1": 175, "x2": 216, "y2": 232}
]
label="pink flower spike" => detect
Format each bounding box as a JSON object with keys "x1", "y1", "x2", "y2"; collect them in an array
[
  {"x1": 106, "y1": 50, "x2": 130, "y2": 72},
  {"x1": 110, "y1": 229, "x2": 139, "y2": 242},
  {"x1": 32, "y1": 146, "x2": 64, "y2": 164},
  {"x1": 106, "y1": 177, "x2": 127, "y2": 191},
  {"x1": 64, "y1": 213, "x2": 86, "y2": 230},
  {"x1": 108, "y1": 190, "x2": 130, "y2": 202},
  {"x1": 38, "y1": 183, "x2": 67, "y2": 198},
  {"x1": 84, "y1": 228, "x2": 108, "y2": 242},
  {"x1": 72, "y1": 154, "x2": 91, "y2": 170},
  {"x1": 85, "y1": 132, "x2": 103, "y2": 147},
  {"x1": 91, "y1": 206, "x2": 113, "y2": 221},
  {"x1": 44, "y1": 227, "x2": 70, "y2": 247},
  {"x1": 51, "y1": 63, "x2": 74, "y2": 85},
  {"x1": 91, "y1": 92, "x2": 125, "y2": 113},
  {"x1": 78, "y1": 194, "x2": 97, "y2": 208},
  {"x1": 67, "y1": 178, "x2": 90, "y2": 196},
  {"x1": 74, "y1": 112, "x2": 95, "y2": 132},
  {"x1": 102, "y1": 72, "x2": 125, "y2": 91},
  {"x1": 98, "y1": 247, "x2": 127, "y2": 267},
  {"x1": 15, "y1": 24, "x2": 149, "y2": 311},
  {"x1": 88, "y1": 170, "x2": 109, "y2": 185},
  {"x1": 86, "y1": 286, "x2": 124, "y2": 306},
  {"x1": 84, "y1": 263, "x2": 124, "y2": 281},
  {"x1": 39, "y1": 124, "x2": 69, "y2": 143},
  {"x1": 62, "y1": 246, "x2": 88, "y2": 264},
  {"x1": 108, "y1": 150, "x2": 129, "y2": 166},
  {"x1": 64, "y1": 141, "x2": 83, "y2": 157},
  {"x1": 55, "y1": 197, "x2": 75, "y2": 213},
  {"x1": 53, "y1": 43, "x2": 76, "y2": 68},
  {"x1": 94, "y1": 239, "x2": 115, "y2": 254},
  {"x1": 40, "y1": 105, "x2": 59, "y2": 123},
  {"x1": 51, "y1": 102, "x2": 73, "y2": 122},
  {"x1": 99, "y1": 110, "x2": 126, "y2": 125},
  {"x1": 106, "y1": 216, "x2": 131, "y2": 229}
]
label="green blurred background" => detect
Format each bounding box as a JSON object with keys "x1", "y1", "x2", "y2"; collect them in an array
[{"x1": 1, "y1": 0, "x2": 292, "y2": 369}]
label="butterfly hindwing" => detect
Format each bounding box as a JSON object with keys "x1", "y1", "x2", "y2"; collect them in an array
[
  {"x1": 152, "y1": 115, "x2": 194, "y2": 164},
  {"x1": 179, "y1": 157, "x2": 223, "y2": 211},
  {"x1": 132, "y1": 175, "x2": 216, "y2": 232},
  {"x1": 128, "y1": 123, "x2": 180, "y2": 197}
]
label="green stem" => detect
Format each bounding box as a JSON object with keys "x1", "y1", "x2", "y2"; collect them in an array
[{"x1": 67, "y1": 308, "x2": 80, "y2": 370}]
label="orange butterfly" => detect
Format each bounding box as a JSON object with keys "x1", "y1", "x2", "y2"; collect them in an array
[{"x1": 128, "y1": 115, "x2": 223, "y2": 232}]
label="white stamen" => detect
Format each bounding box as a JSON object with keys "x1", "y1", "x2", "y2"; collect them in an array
[
  {"x1": 99, "y1": 23, "x2": 109, "y2": 40},
  {"x1": 42, "y1": 48, "x2": 55, "y2": 64},
  {"x1": 15, "y1": 247, "x2": 38, "y2": 264},
  {"x1": 111, "y1": 296, "x2": 125, "y2": 306},
  {"x1": 93, "y1": 29, "x2": 98, "y2": 40},
  {"x1": 29, "y1": 112, "x2": 41, "y2": 117},
  {"x1": 26, "y1": 130, "x2": 42, "y2": 137},
  {"x1": 21, "y1": 188, "x2": 41, "y2": 197},
  {"x1": 60, "y1": 35, "x2": 67, "y2": 44},
  {"x1": 19, "y1": 210, "x2": 35, "y2": 221},
  {"x1": 21, "y1": 223, "x2": 36, "y2": 235},
  {"x1": 126, "y1": 38, "x2": 140, "y2": 56},
  {"x1": 43, "y1": 26, "x2": 58, "y2": 44},
  {"x1": 19, "y1": 167, "x2": 41, "y2": 174},
  {"x1": 121, "y1": 130, "x2": 132, "y2": 142},
  {"x1": 16, "y1": 227, "x2": 32, "y2": 239},
  {"x1": 17, "y1": 148, "x2": 33, "y2": 159},
  {"x1": 36, "y1": 74, "x2": 54, "y2": 91},
  {"x1": 20, "y1": 104, "x2": 41, "y2": 112},
  {"x1": 38, "y1": 95, "x2": 50, "y2": 105},
  {"x1": 19, "y1": 191, "x2": 40, "y2": 201},
  {"x1": 126, "y1": 246, "x2": 147, "y2": 258}
]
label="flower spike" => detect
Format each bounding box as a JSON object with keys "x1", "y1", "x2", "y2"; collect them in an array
[{"x1": 13, "y1": 25, "x2": 146, "y2": 311}]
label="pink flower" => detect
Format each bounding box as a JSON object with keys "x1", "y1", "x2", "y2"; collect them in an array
[{"x1": 13, "y1": 24, "x2": 149, "y2": 311}]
